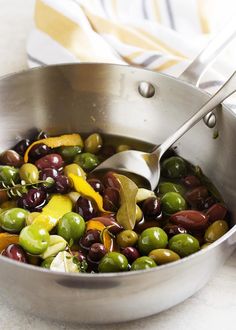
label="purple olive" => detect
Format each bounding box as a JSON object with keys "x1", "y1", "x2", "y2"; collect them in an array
[
  {"x1": 1, "y1": 244, "x2": 28, "y2": 263},
  {"x1": 39, "y1": 168, "x2": 59, "y2": 181},
  {"x1": 87, "y1": 178, "x2": 105, "y2": 195},
  {"x1": 205, "y1": 203, "x2": 227, "y2": 223},
  {"x1": 29, "y1": 143, "x2": 51, "y2": 160},
  {"x1": 141, "y1": 197, "x2": 161, "y2": 219},
  {"x1": 13, "y1": 139, "x2": 31, "y2": 156},
  {"x1": 75, "y1": 197, "x2": 98, "y2": 221},
  {"x1": 88, "y1": 243, "x2": 106, "y2": 261},
  {"x1": 163, "y1": 224, "x2": 187, "y2": 238},
  {"x1": 122, "y1": 247, "x2": 140, "y2": 263},
  {"x1": 100, "y1": 145, "x2": 116, "y2": 158},
  {"x1": 35, "y1": 153, "x2": 64, "y2": 170},
  {"x1": 53, "y1": 175, "x2": 71, "y2": 194},
  {"x1": 102, "y1": 171, "x2": 120, "y2": 189},
  {"x1": 71, "y1": 250, "x2": 86, "y2": 263},
  {"x1": 185, "y1": 186, "x2": 208, "y2": 207},
  {"x1": 17, "y1": 188, "x2": 47, "y2": 212},
  {"x1": 103, "y1": 187, "x2": 120, "y2": 212},
  {"x1": 80, "y1": 230, "x2": 101, "y2": 249}
]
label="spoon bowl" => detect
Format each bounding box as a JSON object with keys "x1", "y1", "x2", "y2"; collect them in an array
[{"x1": 94, "y1": 71, "x2": 236, "y2": 189}]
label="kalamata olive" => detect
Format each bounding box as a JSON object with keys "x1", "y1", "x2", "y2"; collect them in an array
[
  {"x1": 84, "y1": 133, "x2": 103, "y2": 154},
  {"x1": 103, "y1": 187, "x2": 120, "y2": 212},
  {"x1": 75, "y1": 197, "x2": 98, "y2": 221},
  {"x1": 168, "y1": 233, "x2": 200, "y2": 257},
  {"x1": 74, "y1": 153, "x2": 99, "y2": 171},
  {"x1": 29, "y1": 143, "x2": 51, "y2": 160},
  {"x1": 205, "y1": 203, "x2": 227, "y2": 223},
  {"x1": 35, "y1": 153, "x2": 64, "y2": 170},
  {"x1": 116, "y1": 144, "x2": 130, "y2": 153},
  {"x1": 204, "y1": 220, "x2": 229, "y2": 243},
  {"x1": 148, "y1": 248, "x2": 180, "y2": 265},
  {"x1": 169, "y1": 210, "x2": 209, "y2": 231},
  {"x1": 161, "y1": 192, "x2": 187, "y2": 214},
  {"x1": 17, "y1": 188, "x2": 47, "y2": 212},
  {"x1": 131, "y1": 256, "x2": 157, "y2": 271},
  {"x1": 88, "y1": 243, "x2": 106, "y2": 261},
  {"x1": 13, "y1": 139, "x2": 31, "y2": 156},
  {"x1": 100, "y1": 145, "x2": 116, "y2": 158},
  {"x1": 122, "y1": 247, "x2": 140, "y2": 263},
  {"x1": 161, "y1": 156, "x2": 187, "y2": 179},
  {"x1": 102, "y1": 171, "x2": 120, "y2": 189},
  {"x1": 39, "y1": 167, "x2": 59, "y2": 181},
  {"x1": 185, "y1": 186, "x2": 208, "y2": 206},
  {"x1": 79, "y1": 229, "x2": 101, "y2": 249},
  {"x1": 19, "y1": 163, "x2": 39, "y2": 184},
  {"x1": 1, "y1": 244, "x2": 28, "y2": 263},
  {"x1": 163, "y1": 224, "x2": 187, "y2": 238},
  {"x1": 138, "y1": 227, "x2": 168, "y2": 255},
  {"x1": 141, "y1": 197, "x2": 161, "y2": 219},
  {"x1": 87, "y1": 178, "x2": 105, "y2": 195},
  {"x1": 53, "y1": 175, "x2": 71, "y2": 194},
  {"x1": 116, "y1": 230, "x2": 138, "y2": 248},
  {"x1": 98, "y1": 252, "x2": 128, "y2": 272},
  {"x1": 0, "y1": 150, "x2": 23, "y2": 167},
  {"x1": 182, "y1": 175, "x2": 201, "y2": 188},
  {"x1": 198, "y1": 196, "x2": 216, "y2": 211}
]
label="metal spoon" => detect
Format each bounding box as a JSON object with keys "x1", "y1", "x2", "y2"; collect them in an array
[{"x1": 94, "y1": 71, "x2": 236, "y2": 190}]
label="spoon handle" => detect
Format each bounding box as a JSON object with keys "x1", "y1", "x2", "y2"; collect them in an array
[{"x1": 153, "y1": 71, "x2": 236, "y2": 158}]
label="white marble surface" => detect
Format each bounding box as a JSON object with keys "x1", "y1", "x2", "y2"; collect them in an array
[{"x1": 0, "y1": 1, "x2": 236, "y2": 329}]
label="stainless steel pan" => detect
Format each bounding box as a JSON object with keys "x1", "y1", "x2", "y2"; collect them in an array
[{"x1": 0, "y1": 28, "x2": 236, "y2": 324}]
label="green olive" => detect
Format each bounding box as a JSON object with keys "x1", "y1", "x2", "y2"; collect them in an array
[
  {"x1": 41, "y1": 256, "x2": 54, "y2": 269},
  {"x1": 168, "y1": 233, "x2": 200, "y2": 257},
  {"x1": 138, "y1": 227, "x2": 168, "y2": 255},
  {"x1": 98, "y1": 252, "x2": 128, "y2": 272},
  {"x1": 116, "y1": 230, "x2": 138, "y2": 248},
  {"x1": 57, "y1": 212, "x2": 85, "y2": 243},
  {"x1": 131, "y1": 256, "x2": 157, "y2": 271},
  {"x1": 162, "y1": 156, "x2": 187, "y2": 178},
  {"x1": 19, "y1": 163, "x2": 39, "y2": 184},
  {"x1": 159, "y1": 182, "x2": 185, "y2": 196},
  {"x1": 161, "y1": 192, "x2": 187, "y2": 214},
  {"x1": 74, "y1": 153, "x2": 99, "y2": 171},
  {"x1": 0, "y1": 166, "x2": 19, "y2": 185},
  {"x1": 148, "y1": 248, "x2": 180, "y2": 264},
  {"x1": 84, "y1": 133, "x2": 103, "y2": 154},
  {"x1": 64, "y1": 163, "x2": 86, "y2": 179},
  {"x1": 116, "y1": 145, "x2": 130, "y2": 153},
  {"x1": 201, "y1": 243, "x2": 211, "y2": 249},
  {"x1": 204, "y1": 220, "x2": 229, "y2": 243},
  {"x1": 0, "y1": 208, "x2": 29, "y2": 233},
  {"x1": 57, "y1": 146, "x2": 82, "y2": 161},
  {"x1": 19, "y1": 224, "x2": 50, "y2": 255},
  {"x1": 135, "y1": 205, "x2": 143, "y2": 223}
]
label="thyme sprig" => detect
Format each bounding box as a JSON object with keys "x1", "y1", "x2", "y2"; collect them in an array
[{"x1": 0, "y1": 177, "x2": 55, "y2": 198}]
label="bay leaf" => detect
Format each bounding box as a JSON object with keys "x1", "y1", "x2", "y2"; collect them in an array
[{"x1": 114, "y1": 174, "x2": 138, "y2": 230}]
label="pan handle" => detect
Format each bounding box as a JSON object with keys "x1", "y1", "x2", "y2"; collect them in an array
[{"x1": 179, "y1": 18, "x2": 236, "y2": 87}]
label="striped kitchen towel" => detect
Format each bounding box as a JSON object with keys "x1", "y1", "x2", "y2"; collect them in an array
[{"x1": 27, "y1": 0, "x2": 236, "y2": 93}]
